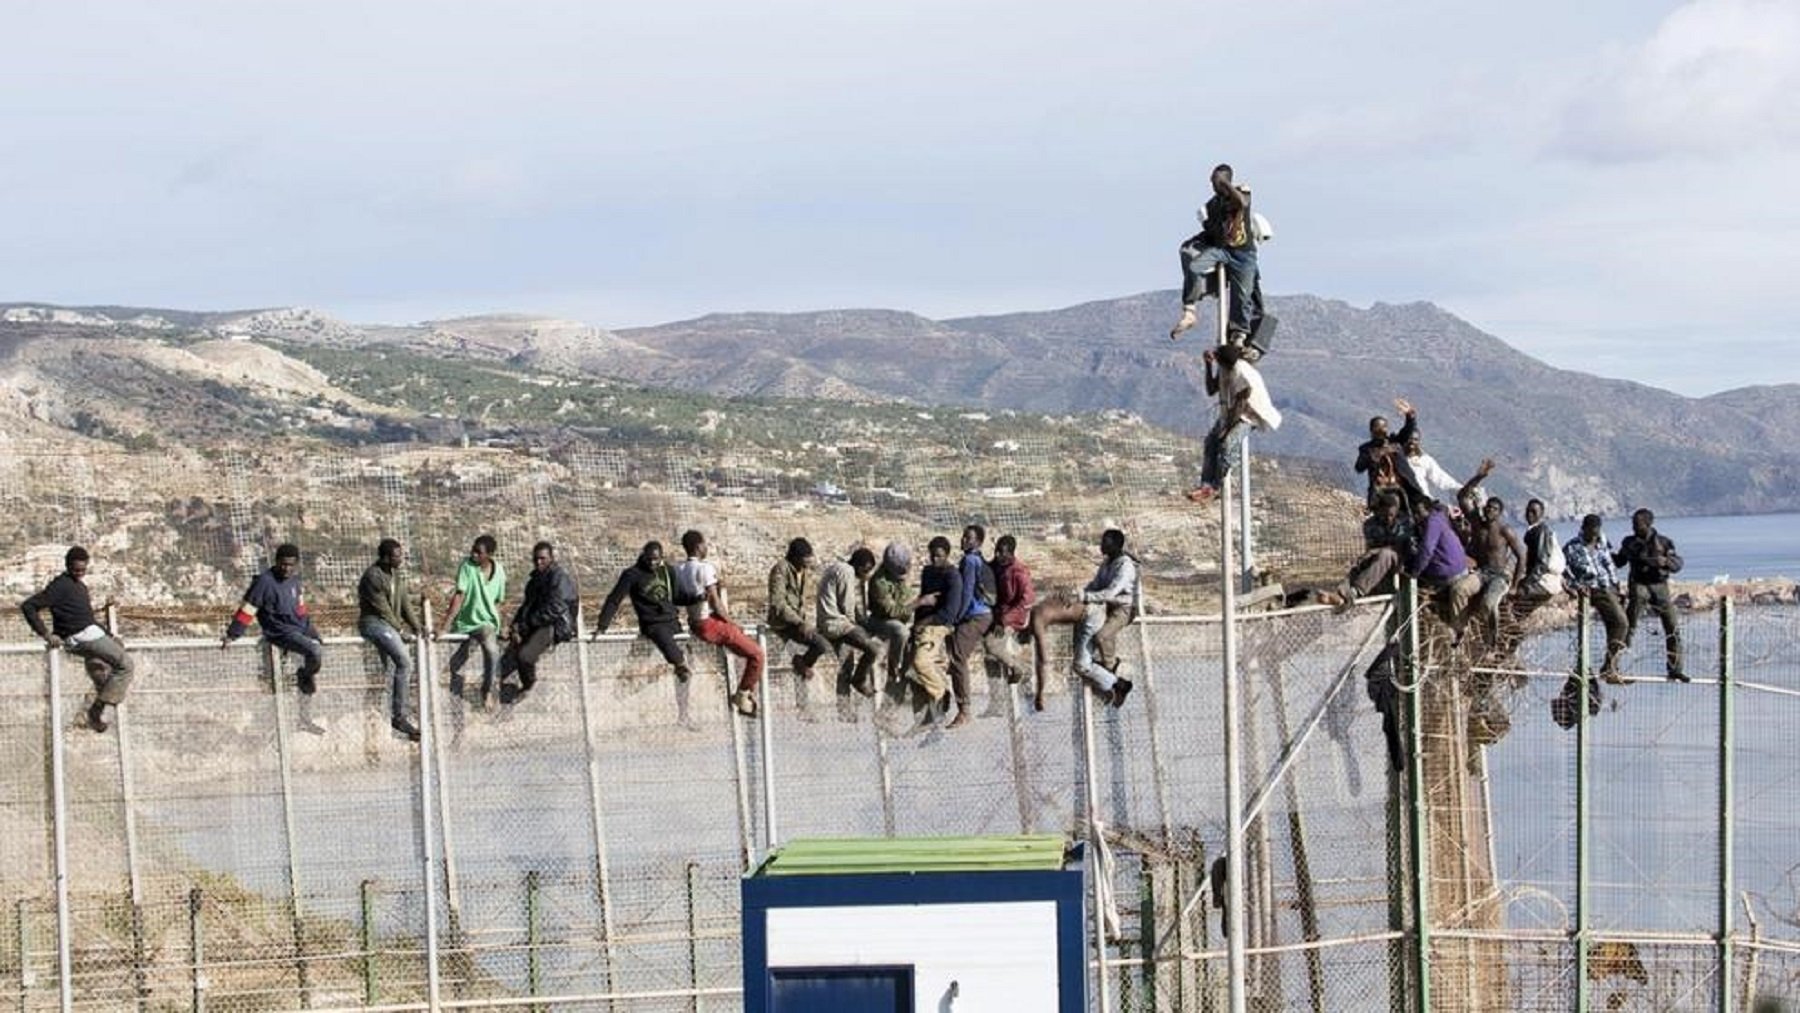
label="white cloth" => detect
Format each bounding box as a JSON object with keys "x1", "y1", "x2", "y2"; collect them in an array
[
  {"x1": 1220, "y1": 361, "x2": 1282, "y2": 431},
  {"x1": 1408, "y1": 451, "x2": 1461, "y2": 500},
  {"x1": 66, "y1": 624, "x2": 109, "y2": 646},
  {"x1": 674, "y1": 559, "x2": 722, "y2": 625}
]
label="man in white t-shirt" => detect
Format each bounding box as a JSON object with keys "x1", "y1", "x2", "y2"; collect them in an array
[
  {"x1": 675, "y1": 529, "x2": 764, "y2": 717},
  {"x1": 1187, "y1": 342, "x2": 1282, "y2": 504}
]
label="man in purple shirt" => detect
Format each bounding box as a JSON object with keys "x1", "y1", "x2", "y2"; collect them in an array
[{"x1": 1408, "y1": 499, "x2": 1480, "y2": 642}]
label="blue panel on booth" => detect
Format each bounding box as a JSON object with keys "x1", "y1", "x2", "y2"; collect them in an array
[{"x1": 771, "y1": 965, "x2": 914, "y2": 1012}]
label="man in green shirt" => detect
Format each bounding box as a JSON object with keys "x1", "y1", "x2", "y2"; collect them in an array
[
  {"x1": 359, "y1": 538, "x2": 425, "y2": 741},
  {"x1": 437, "y1": 534, "x2": 507, "y2": 709}
]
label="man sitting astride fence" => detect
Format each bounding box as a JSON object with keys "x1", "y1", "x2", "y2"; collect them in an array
[
  {"x1": 222, "y1": 543, "x2": 327, "y2": 733},
  {"x1": 818, "y1": 546, "x2": 884, "y2": 721},
  {"x1": 1615, "y1": 508, "x2": 1688, "y2": 683},
  {"x1": 595, "y1": 540, "x2": 692, "y2": 683},
  {"x1": 357, "y1": 538, "x2": 424, "y2": 742},
  {"x1": 1406, "y1": 500, "x2": 1481, "y2": 642},
  {"x1": 1563, "y1": 513, "x2": 1628, "y2": 684},
  {"x1": 499, "y1": 541, "x2": 579, "y2": 705},
  {"x1": 1314, "y1": 491, "x2": 1415, "y2": 611},
  {"x1": 21, "y1": 546, "x2": 134, "y2": 733}
]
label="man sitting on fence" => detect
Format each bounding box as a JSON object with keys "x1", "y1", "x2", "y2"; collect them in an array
[
  {"x1": 818, "y1": 546, "x2": 884, "y2": 721},
  {"x1": 357, "y1": 538, "x2": 425, "y2": 742},
  {"x1": 865, "y1": 542, "x2": 915, "y2": 705},
  {"x1": 21, "y1": 545, "x2": 134, "y2": 733},
  {"x1": 1027, "y1": 529, "x2": 1137, "y2": 709},
  {"x1": 1563, "y1": 514, "x2": 1628, "y2": 683},
  {"x1": 1313, "y1": 491, "x2": 1415, "y2": 611},
  {"x1": 222, "y1": 543, "x2": 326, "y2": 732},
  {"x1": 767, "y1": 538, "x2": 832, "y2": 712},
  {"x1": 1406, "y1": 500, "x2": 1480, "y2": 642},
  {"x1": 437, "y1": 534, "x2": 506, "y2": 708},
  {"x1": 498, "y1": 541, "x2": 579, "y2": 705},
  {"x1": 979, "y1": 534, "x2": 1037, "y2": 715},
  {"x1": 1463, "y1": 497, "x2": 1527, "y2": 649},
  {"x1": 594, "y1": 540, "x2": 692, "y2": 684},
  {"x1": 675, "y1": 530, "x2": 763, "y2": 718}
]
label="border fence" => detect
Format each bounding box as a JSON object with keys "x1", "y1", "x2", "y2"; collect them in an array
[{"x1": 1, "y1": 592, "x2": 1796, "y2": 1012}]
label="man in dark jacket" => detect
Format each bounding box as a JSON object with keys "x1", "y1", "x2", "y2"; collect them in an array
[
  {"x1": 21, "y1": 546, "x2": 133, "y2": 732},
  {"x1": 1171, "y1": 163, "x2": 1261, "y2": 342},
  {"x1": 357, "y1": 538, "x2": 424, "y2": 741},
  {"x1": 594, "y1": 541, "x2": 690, "y2": 682},
  {"x1": 1614, "y1": 508, "x2": 1687, "y2": 682},
  {"x1": 223, "y1": 542, "x2": 324, "y2": 689},
  {"x1": 1354, "y1": 398, "x2": 1426, "y2": 508},
  {"x1": 500, "y1": 541, "x2": 579, "y2": 703}
]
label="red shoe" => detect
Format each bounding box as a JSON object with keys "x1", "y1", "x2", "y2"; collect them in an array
[{"x1": 1185, "y1": 485, "x2": 1217, "y2": 504}]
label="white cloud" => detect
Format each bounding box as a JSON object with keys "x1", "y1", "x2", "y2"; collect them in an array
[{"x1": 1549, "y1": 0, "x2": 1800, "y2": 161}]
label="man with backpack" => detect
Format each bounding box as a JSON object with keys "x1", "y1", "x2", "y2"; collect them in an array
[
  {"x1": 945, "y1": 525, "x2": 997, "y2": 729},
  {"x1": 1519, "y1": 500, "x2": 1565, "y2": 602}
]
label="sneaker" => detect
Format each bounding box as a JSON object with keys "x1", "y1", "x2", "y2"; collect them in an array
[
  {"x1": 391, "y1": 716, "x2": 421, "y2": 742},
  {"x1": 1170, "y1": 305, "x2": 1199, "y2": 340},
  {"x1": 674, "y1": 663, "x2": 692, "y2": 683},
  {"x1": 1667, "y1": 671, "x2": 1691, "y2": 684},
  {"x1": 86, "y1": 701, "x2": 109, "y2": 733},
  {"x1": 1110, "y1": 678, "x2": 1134, "y2": 708},
  {"x1": 1241, "y1": 346, "x2": 1263, "y2": 364},
  {"x1": 792, "y1": 659, "x2": 814, "y2": 680},
  {"x1": 296, "y1": 672, "x2": 317, "y2": 696},
  {"x1": 731, "y1": 690, "x2": 758, "y2": 717},
  {"x1": 1185, "y1": 484, "x2": 1217, "y2": 504}
]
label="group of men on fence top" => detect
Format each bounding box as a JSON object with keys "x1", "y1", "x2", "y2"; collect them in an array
[
  {"x1": 18, "y1": 526, "x2": 1147, "y2": 740},
  {"x1": 1314, "y1": 395, "x2": 1690, "y2": 691}
]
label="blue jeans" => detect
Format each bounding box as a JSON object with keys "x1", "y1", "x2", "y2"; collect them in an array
[
  {"x1": 359, "y1": 618, "x2": 413, "y2": 720},
  {"x1": 1179, "y1": 238, "x2": 1259, "y2": 333},
  {"x1": 1201, "y1": 418, "x2": 1249, "y2": 488}
]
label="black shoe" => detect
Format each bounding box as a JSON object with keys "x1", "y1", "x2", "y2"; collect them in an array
[
  {"x1": 86, "y1": 701, "x2": 110, "y2": 733},
  {"x1": 297, "y1": 672, "x2": 317, "y2": 696},
  {"x1": 448, "y1": 672, "x2": 465, "y2": 699},
  {"x1": 391, "y1": 716, "x2": 421, "y2": 742},
  {"x1": 1668, "y1": 671, "x2": 1691, "y2": 683},
  {"x1": 674, "y1": 664, "x2": 692, "y2": 683},
  {"x1": 1110, "y1": 678, "x2": 1134, "y2": 708}
]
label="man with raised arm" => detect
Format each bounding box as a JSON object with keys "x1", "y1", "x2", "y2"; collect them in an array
[
  {"x1": 1355, "y1": 398, "x2": 1425, "y2": 508},
  {"x1": 676, "y1": 529, "x2": 764, "y2": 717},
  {"x1": 21, "y1": 546, "x2": 133, "y2": 732},
  {"x1": 594, "y1": 540, "x2": 691, "y2": 683}
]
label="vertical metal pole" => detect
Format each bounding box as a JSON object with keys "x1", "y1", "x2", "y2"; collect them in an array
[
  {"x1": 1078, "y1": 680, "x2": 1113, "y2": 1013},
  {"x1": 423, "y1": 614, "x2": 467, "y2": 994},
  {"x1": 524, "y1": 870, "x2": 542, "y2": 1011},
  {"x1": 413, "y1": 616, "x2": 444, "y2": 1012},
  {"x1": 1575, "y1": 597, "x2": 1592, "y2": 1013},
  {"x1": 1237, "y1": 438, "x2": 1254, "y2": 594},
  {"x1": 1004, "y1": 681, "x2": 1031, "y2": 834},
  {"x1": 187, "y1": 888, "x2": 204, "y2": 1013},
  {"x1": 1401, "y1": 580, "x2": 1430, "y2": 1013},
  {"x1": 1133, "y1": 598, "x2": 1174, "y2": 848},
  {"x1": 877, "y1": 705, "x2": 899, "y2": 838},
  {"x1": 266, "y1": 641, "x2": 311, "y2": 1007},
  {"x1": 756, "y1": 629, "x2": 779, "y2": 851},
  {"x1": 1718, "y1": 599, "x2": 1735, "y2": 1013},
  {"x1": 17, "y1": 898, "x2": 32, "y2": 1013},
  {"x1": 1220, "y1": 471, "x2": 1248, "y2": 1013},
  {"x1": 686, "y1": 860, "x2": 703, "y2": 1013},
  {"x1": 723, "y1": 647, "x2": 756, "y2": 870},
  {"x1": 572, "y1": 610, "x2": 621, "y2": 1005},
  {"x1": 359, "y1": 879, "x2": 377, "y2": 1006},
  {"x1": 45, "y1": 652, "x2": 74, "y2": 1013},
  {"x1": 108, "y1": 606, "x2": 148, "y2": 1013}
]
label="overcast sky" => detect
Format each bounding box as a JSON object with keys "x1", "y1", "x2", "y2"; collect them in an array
[{"x1": 3, "y1": 0, "x2": 1795, "y2": 395}]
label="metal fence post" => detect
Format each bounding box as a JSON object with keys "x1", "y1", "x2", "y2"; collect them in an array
[
  {"x1": 359, "y1": 879, "x2": 378, "y2": 1006},
  {"x1": 1718, "y1": 599, "x2": 1735, "y2": 1013},
  {"x1": 265, "y1": 639, "x2": 311, "y2": 1007},
  {"x1": 187, "y1": 888, "x2": 204, "y2": 1013},
  {"x1": 1220, "y1": 470, "x2": 1248, "y2": 1013},
  {"x1": 525, "y1": 870, "x2": 542, "y2": 1011},
  {"x1": 423, "y1": 616, "x2": 467, "y2": 998},
  {"x1": 1401, "y1": 579, "x2": 1430, "y2": 1013},
  {"x1": 1575, "y1": 597, "x2": 1592, "y2": 1013},
  {"x1": 104, "y1": 605, "x2": 149, "y2": 1012},
  {"x1": 756, "y1": 628, "x2": 779, "y2": 851},
  {"x1": 413, "y1": 611, "x2": 444, "y2": 1012},
  {"x1": 686, "y1": 860, "x2": 703, "y2": 1013},
  {"x1": 723, "y1": 645, "x2": 757, "y2": 869},
  {"x1": 45, "y1": 651, "x2": 73, "y2": 1013},
  {"x1": 1078, "y1": 676, "x2": 1112, "y2": 1013},
  {"x1": 572, "y1": 610, "x2": 622, "y2": 1004}
]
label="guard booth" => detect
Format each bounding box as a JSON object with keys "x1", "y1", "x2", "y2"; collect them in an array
[{"x1": 741, "y1": 835, "x2": 1087, "y2": 1012}]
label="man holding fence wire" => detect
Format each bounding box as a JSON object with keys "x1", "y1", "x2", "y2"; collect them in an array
[
  {"x1": 222, "y1": 543, "x2": 327, "y2": 734},
  {"x1": 20, "y1": 546, "x2": 134, "y2": 732}
]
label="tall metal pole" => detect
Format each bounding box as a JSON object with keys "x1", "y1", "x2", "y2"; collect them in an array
[
  {"x1": 1078, "y1": 677, "x2": 1112, "y2": 1013},
  {"x1": 424, "y1": 620, "x2": 466, "y2": 989},
  {"x1": 1215, "y1": 264, "x2": 1253, "y2": 594},
  {"x1": 756, "y1": 629, "x2": 779, "y2": 851},
  {"x1": 1575, "y1": 598, "x2": 1592, "y2": 1013},
  {"x1": 414, "y1": 613, "x2": 444, "y2": 1012},
  {"x1": 1402, "y1": 580, "x2": 1431, "y2": 1013},
  {"x1": 45, "y1": 652, "x2": 74, "y2": 1013},
  {"x1": 265, "y1": 640, "x2": 310, "y2": 1007},
  {"x1": 722, "y1": 644, "x2": 756, "y2": 869},
  {"x1": 572, "y1": 609, "x2": 621, "y2": 1007},
  {"x1": 1220, "y1": 471, "x2": 1248, "y2": 1013},
  {"x1": 106, "y1": 605, "x2": 149, "y2": 1012},
  {"x1": 1718, "y1": 599, "x2": 1735, "y2": 1013}
]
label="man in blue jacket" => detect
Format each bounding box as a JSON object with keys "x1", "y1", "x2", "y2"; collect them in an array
[{"x1": 222, "y1": 543, "x2": 326, "y2": 731}]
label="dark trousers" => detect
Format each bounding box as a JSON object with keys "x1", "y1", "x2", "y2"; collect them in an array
[
  {"x1": 948, "y1": 613, "x2": 994, "y2": 706},
  {"x1": 1585, "y1": 586, "x2": 1629, "y2": 674},
  {"x1": 1627, "y1": 581, "x2": 1684, "y2": 676},
  {"x1": 826, "y1": 626, "x2": 882, "y2": 698},
  {"x1": 268, "y1": 634, "x2": 324, "y2": 693},
  {"x1": 642, "y1": 620, "x2": 687, "y2": 668},
  {"x1": 1341, "y1": 548, "x2": 1403, "y2": 601},
  {"x1": 1201, "y1": 418, "x2": 1247, "y2": 488},
  {"x1": 501, "y1": 625, "x2": 558, "y2": 692},
  {"x1": 770, "y1": 623, "x2": 832, "y2": 675}
]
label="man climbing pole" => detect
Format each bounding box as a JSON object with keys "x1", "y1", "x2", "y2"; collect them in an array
[
  {"x1": 1171, "y1": 162, "x2": 1268, "y2": 354},
  {"x1": 1186, "y1": 343, "x2": 1282, "y2": 505}
]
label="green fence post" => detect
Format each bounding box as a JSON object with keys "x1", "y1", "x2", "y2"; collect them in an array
[
  {"x1": 359, "y1": 880, "x2": 377, "y2": 1006},
  {"x1": 17, "y1": 899, "x2": 30, "y2": 1013},
  {"x1": 687, "y1": 861, "x2": 702, "y2": 1013},
  {"x1": 188, "y1": 888, "x2": 204, "y2": 1013},
  {"x1": 1402, "y1": 579, "x2": 1430, "y2": 1013},
  {"x1": 525, "y1": 870, "x2": 542, "y2": 1012}
]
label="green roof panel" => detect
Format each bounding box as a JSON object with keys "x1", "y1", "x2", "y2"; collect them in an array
[{"x1": 758, "y1": 835, "x2": 1070, "y2": 877}]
